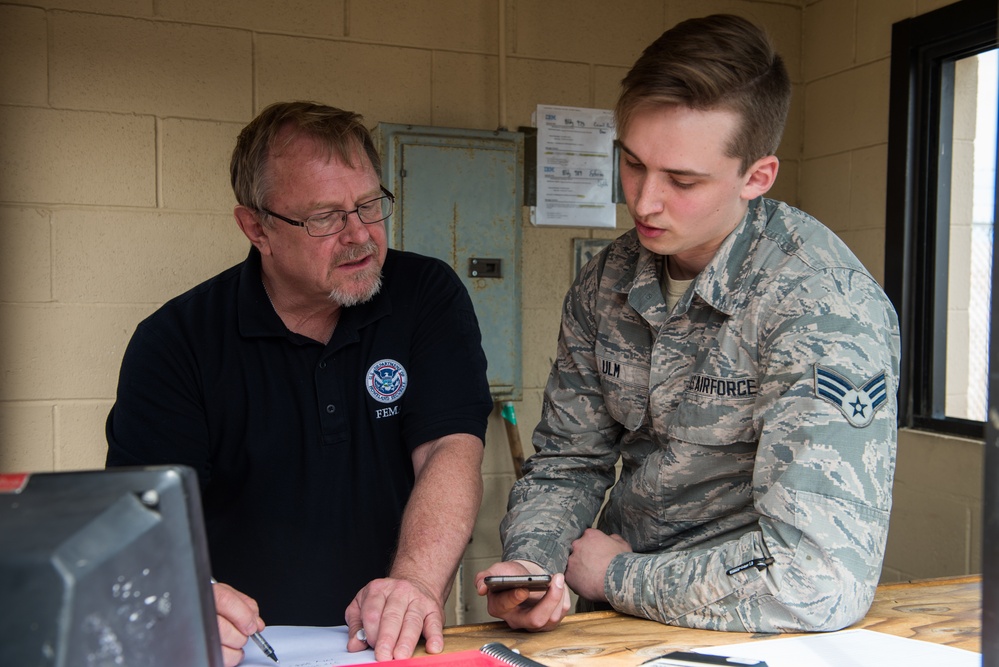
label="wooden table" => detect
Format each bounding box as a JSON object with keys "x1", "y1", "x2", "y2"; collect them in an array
[{"x1": 429, "y1": 576, "x2": 981, "y2": 665}]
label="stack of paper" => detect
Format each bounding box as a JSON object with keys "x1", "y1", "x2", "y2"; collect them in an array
[{"x1": 693, "y1": 628, "x2": 979, "y2": 667}]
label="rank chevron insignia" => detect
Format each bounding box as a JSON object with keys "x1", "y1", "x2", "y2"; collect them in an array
[{"x1": 814, "y1": 365, "x2": 888, "y2": 428}]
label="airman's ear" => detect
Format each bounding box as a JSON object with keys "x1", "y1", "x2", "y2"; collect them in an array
[{"x1": 740, "y1": 155, "x2": 779, "y2": 201}]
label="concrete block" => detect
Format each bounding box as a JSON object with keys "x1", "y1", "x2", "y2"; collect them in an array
[
  {"x1": 799, "y1": 152, "x2": 851, "y2": 233},
  {"x1": 156, "y1": 0, "x2": 343, "y2": 37},
  {"x1": 514, "y1": 0, "x2": 661, "y2": 66},
  {"x1": 613, "y1": 203, "x2": 631, "y2": 230},
  {"x1": 0, "y1": 304, "x2": 158, "y2": 400},
  {"x1": 1, "y1": 0, "x2": 153, "y2": 13},
  {"x1": 942, "y1": 317, "x2": 969, "y2": 392},
  {"x1": 878, "y1": 566, "x2": 905, "y2": 584},
  {"x1": 803, "y1": 61, "x2": 890, "y2": 158},
  {"x1": 468, "y1": 474, "x2": 516, "y2": 560},
  {"x1": 505, "y1": 58, "x2": 590, "y2": 131},
  {"x1": 803, "y1": 0, "x2": 857, "y2": 81},
  {"x1": 50, "y1": 12, "x2": 251, "y2": 120},
  {"x1": 852, "y1": 60, "x2": 892, "y2": 144},
  {"x1": 352, "y1": 0, "x2": 496, "y2": 53},
  {"x1": 895, "y1": 429, "x2": 984, "y2": 503},
  {"x1": 523, "y1": 308, "x2": 559, "y2": 390},
  {"x1": 521, "y1": 225, "x2": 577, "y2": 309},
  {"x1": 433, "y1": 52, "x2": 499, "y2": 131},
  {"x1": 885, "y1": 483, "x2": 971, "y2": 577},
  {"x1": 594, "y1": 65, "x2": 629, "y2": 112},
  {"x1": 0, "y1": 207, "x2": 52, "y2": 303},
  {"x1": 55, "y1": 402, "x2": 113, "y2": 471},
  {"x1": 858, "y1": 1, "x2": 918, "y2": 64},
  {"x1": 849, "y1": 144, "x2": 889, "y2": 231},
  {"x1": 162, "y1": 118, "x2": 243, "y2": 212},
  {"x1": 917, "y1": 0, "x2": 959, "y2": 16},
  {"x1": 0, "y1": 6, "x2": 48, "y2": 106},
  {"x1": 256, "y1": 35, "x2": 432, "y2": 127},
  {"x1": 0, "y1": 403, "x2": 54, "y2": 473},
  {"x1": 0, "y1": 107, "x2": 155, "y2": 206},
  {"x1": 782, "y1": 83, "x2": 805, "y2": 158},
  {"x1": 946, "y1": 222, "x2": 973, "y2": 305},
  {"x1": 52, "y1": 209, "x2": 247, "y2": 304},
  {"x1": 969, "y1": 504, "x2": 981, "y2": 572},
  {"x1": 769, "y1": 158, "x2": 798, "y2": 208}
]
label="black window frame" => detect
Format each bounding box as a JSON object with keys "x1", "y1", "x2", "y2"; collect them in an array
[{"x1": 885, "y1": 0, "x2": 998, "y2": 440}]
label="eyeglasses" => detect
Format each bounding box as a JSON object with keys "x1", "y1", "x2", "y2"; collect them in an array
[{"x1": 261, "y1": 186, "x2": 395, "y2": 237}]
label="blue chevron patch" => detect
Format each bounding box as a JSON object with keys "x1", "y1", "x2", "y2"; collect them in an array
[{"x1": 814, "y1": 365, "x2": 888, "y2": 428}]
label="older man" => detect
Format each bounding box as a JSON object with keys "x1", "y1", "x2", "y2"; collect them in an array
[{"x1": 107, "y1": 102, "x2": 492, "y2": 664}]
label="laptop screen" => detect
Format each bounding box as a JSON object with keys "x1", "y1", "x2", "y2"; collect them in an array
[{"x1": 0, "y1": 465, "x2": 222, "y2": 667}]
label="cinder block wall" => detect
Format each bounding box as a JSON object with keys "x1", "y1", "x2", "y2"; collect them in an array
[{"x1": 0, "y1": 0, "x2": 980, "y2": 623}]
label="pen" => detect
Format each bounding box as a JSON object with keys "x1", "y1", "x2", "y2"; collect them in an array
[
  {"x1": 250, "y1": 631, "x2": 280, "y2": 664},
  {"x1": 210, "y1": 578, "x2": 280, "y2": 664}
]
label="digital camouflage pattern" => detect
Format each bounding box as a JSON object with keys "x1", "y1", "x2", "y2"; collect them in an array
[{"x1": 501, "y1": 196, "x2": 901, "y2": 632}]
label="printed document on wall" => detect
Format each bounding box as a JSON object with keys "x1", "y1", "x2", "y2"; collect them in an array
[{"x1": 533, "y1": 104, "x2": 616, "y2": 228}]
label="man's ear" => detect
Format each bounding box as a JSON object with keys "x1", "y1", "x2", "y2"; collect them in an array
[
  {"x1": 740, "y1": 155, "x2": 779, "y2": 201},
  {"x1": 234, "y1": 206, "x2": 272, "y2": 256}
]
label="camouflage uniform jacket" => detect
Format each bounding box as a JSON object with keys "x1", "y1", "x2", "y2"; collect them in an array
[{"x1": 501, "y1": 197, "x2": 900, "y2": 632}]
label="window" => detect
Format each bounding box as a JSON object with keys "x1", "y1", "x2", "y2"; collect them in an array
[{"x1": 885, "y1": 0, "x2": 998, "y2": 439}]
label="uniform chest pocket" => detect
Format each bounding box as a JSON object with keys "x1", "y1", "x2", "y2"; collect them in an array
[
  {"x1": 669, "y1": 378, "x2": 758, "y2": 446},
  {"x1": 595, "y1": 345, "x2": 649, "y2": 432}
]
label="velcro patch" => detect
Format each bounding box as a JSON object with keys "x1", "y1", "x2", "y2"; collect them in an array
[{"x1": 814, "y1": 365, "x2": 888, "y2": 428}]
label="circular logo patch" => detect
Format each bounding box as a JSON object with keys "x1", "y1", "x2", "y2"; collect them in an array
[{"x1": 365, "y1": 359, "x2": 408, "y2": 404}]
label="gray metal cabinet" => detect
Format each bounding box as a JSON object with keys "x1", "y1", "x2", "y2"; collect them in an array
[{"x1": 376, "y1": 124, "x2": 523, "y2": 400}]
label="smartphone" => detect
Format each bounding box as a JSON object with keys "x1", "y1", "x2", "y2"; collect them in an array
[
  {"x1": 483, "y1": 574, "x2": 552, "y2": 592},
  {"x1": 640, "y1": 651, "x2": 767, "y2": 667}
]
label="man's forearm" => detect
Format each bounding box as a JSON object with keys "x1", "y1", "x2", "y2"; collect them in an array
[{"x1": 390, "y1": 434, "x2": 484, "y2": 603}]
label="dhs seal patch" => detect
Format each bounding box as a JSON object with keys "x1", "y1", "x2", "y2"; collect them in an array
[{"x1": 366, "y1": 359, "x2": 408, "y2": 404}]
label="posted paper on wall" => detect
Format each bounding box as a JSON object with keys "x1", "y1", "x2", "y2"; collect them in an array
[{"x1": 533, "y1": 104, "x2": 616, "y2": 228}]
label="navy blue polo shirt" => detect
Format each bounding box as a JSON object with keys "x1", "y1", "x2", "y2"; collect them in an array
[{"x1": 106, "y1": 247, "x2": 492, "y2": 625}]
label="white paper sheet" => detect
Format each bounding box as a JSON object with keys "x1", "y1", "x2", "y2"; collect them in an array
[
  {"x1": 237, "y1": 625, "x2": 375, "y2": 667},
  {"x1": 693, "y1": 628, "x2": 979, "y2": 667},
  {"x1": 533, "y1": 104, "x2": 616, "y2": 228}
]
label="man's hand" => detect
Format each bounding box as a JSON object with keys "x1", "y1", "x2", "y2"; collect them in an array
[
  {"x1": 212, "y1": 581, "x2": 265, "y2": 667},
  {"x1": 474, "y1": 560, "x2": 572, "y2": 631},
  {"x1": 344, "y1": 576, "x2": 444, "y2": 661},
  {"x1": 341, "y1": 435, "x2": 482, "y2": 660},
  {"x1": 564, "y1": 528, "x2": 632, "y2": 602}
]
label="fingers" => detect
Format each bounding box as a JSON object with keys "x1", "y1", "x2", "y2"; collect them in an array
[
  {"x1": 344, "y1": 597, "x2": 370, "y2": 653},
  {"x1": 344, "y1": 578, "x2": 444, "y2": 661},
  {"x1": 473, "y1": 560, "x2": 539, "y2": 594},
  {"x1": 380, "y1": 598, "x2": 438, "y2": 660},
  {"x1": 485, "y1": 572, "x2": 570, "y2": 632},
  {"x1": 421, "y1": 609, "x2": 445, "y2": 654},
  {"x1": 212, "y1": 583, "x2": 264, "y2": 667},
  {"x1": 221, "y1": 645, "x2": 244, "y2": 667}
]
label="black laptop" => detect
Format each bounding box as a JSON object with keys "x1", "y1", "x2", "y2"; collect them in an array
[{"x1": 0, "y1": 465, "x2": 222, "y2": 667}]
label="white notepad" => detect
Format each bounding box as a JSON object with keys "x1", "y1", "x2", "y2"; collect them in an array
[
  {"x1": 237, "y1": 625, "x2": 375, "y2": 667},
  {"x1": 693, "y1": 628, "x2": 979, "y2": 667}
]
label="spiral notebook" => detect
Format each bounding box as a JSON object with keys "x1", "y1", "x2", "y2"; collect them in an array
[{"x1": 355, "y1": 642, "x2": 547, "y2": 666}]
